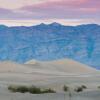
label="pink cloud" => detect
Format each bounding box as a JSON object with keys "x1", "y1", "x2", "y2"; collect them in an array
[
  {"x1": 19, "y1": 0, "x2": 100, "y2": 19},
  {"x1": 21, "y1": 0, "x2": 100, "y2": 11},
  {"x1": 0, "y1": 0, "x2": 99, "y2": 22}
]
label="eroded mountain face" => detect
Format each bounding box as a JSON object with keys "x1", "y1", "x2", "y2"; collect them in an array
[{"x1": 0, "y1": 23, "x2": 100, "y2": 69}]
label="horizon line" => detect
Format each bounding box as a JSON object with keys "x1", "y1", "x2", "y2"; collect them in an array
[
  {"x1": 0, "y1": 19, "x2": 100, "y2": 26},
  {"x1": 0, "y1": 22, "x2": 99, "y2": 27}
]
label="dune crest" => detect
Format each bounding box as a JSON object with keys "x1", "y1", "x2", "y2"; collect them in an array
[{"x1": 25, "y1": 59, "x2": 37, "y2": 65}]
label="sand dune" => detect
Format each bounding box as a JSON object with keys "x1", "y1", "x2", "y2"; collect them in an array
[
  {"x1": 0, "y1": 59, "x2": 97, "y2": 75},
  {"x1": 25, "y1": 59, "x2": 97, "y2": 74},
  {"x1": 0, "y1": 59, "x2": 100, "y2": 100}
]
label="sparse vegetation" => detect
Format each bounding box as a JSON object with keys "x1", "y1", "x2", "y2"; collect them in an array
[
  {"x1": 8, "y1": 85, "x2": 56, "y2": 94},
  {"x1": 63, "y1": 85, "x2": 69, "y2": 92},
  {"x1": 28, "y1": 86, "x2": 42, "y2": 94},
  {"x1": 74, "y1": 86, "x2": 83, "y2": 92},
  {"x1": 42, "y1": 88, "x2": 56, "y2": 93},
  {"x1": 74, "y1": 85, "x2": 87, "y2": 93},
  {"x1": 63, "y1": 85, "x2": 72, "y2": 100},
  {"x1": 81, "y1": 85, "x2": 87, "y2": 89},
  {"x1": 98, "y1": 86, "x2": 100, "y2": 89},
  {"x1": 8, "y1": 85, "x2": 29, "y2": 93}
]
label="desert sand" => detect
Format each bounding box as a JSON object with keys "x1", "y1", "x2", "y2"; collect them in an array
[{"x1": 0, "y1": 59, "x2": 100, "y2": 100}]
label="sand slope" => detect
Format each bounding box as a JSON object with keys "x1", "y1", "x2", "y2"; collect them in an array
[
  {"x1": 25, "y1": 59, "x2": 97, "y2": 74},
  {"x1": 0, "y1": 59, "x2": 100, "y2": 100},
  {"x1": 0, "y1": 61, "x2": 32, "y2": 73}
]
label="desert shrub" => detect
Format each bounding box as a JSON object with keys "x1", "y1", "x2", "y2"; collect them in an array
[
  {"x1": 98, "y1": 86, "x2": 100, "y2": 89},
  {"x1": 28, "y1": 86, "x2": 42, "y2": 94},
  {"x1": 81, "y1": 85, "x2": 87, "y2": 89},
  {"x1": 16, "y1": 86, "x2": 29, "y2": 93},
  {"x1": 63, "y1": 85, "x2": 69, "y2": 92},
  {"x1": 8, "y1": 85, "x2": 28, "y2": 93},
  {"x1": 8, "y1": 85, "x2": 18, "y2": 92},
  {"x1": 8, "y1": 85, "x2": 56, "y2": 94},
  {"x1": 74, "y1": 87, "x2": 83, "y2": 92},
  {"x1": 42, "y1": 88, "x2": 56, "y2": 93}
]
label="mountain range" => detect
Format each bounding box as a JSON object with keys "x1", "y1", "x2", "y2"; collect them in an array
[{"x1": 0, "y1": 23, "x2": 100, "y2": 69}]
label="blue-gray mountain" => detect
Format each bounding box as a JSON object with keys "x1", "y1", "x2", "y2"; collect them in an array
[{"x1": 0, "y1": 23, "x2": 100, "y2": 69}]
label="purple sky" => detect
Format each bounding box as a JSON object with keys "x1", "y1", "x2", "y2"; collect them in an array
[{"x1": 0, "y1": 0, "x2": 99, "y2": 26}]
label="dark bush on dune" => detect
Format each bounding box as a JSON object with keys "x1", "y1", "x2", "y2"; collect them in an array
[
  {"x1": 17, "y1": 86, "x2": 29, "y2": 93},
  {"x1": 42, "y1": 88, "x2": 56, "y2": 93},
  {"x1": 8, "y1": 85, "x2": 56, "y2": 94},
  {"x1": 8, "y1": 85, "x2": 28, "y2": 93},
  {"x1": 81, "y1": 85, "x2": 87, "y2": 89},
  {"x1": 63, "y1": 85, "x2": 69, "y2": 92},
  {"x1": 97, "y1": 86, "x2": 100, "y2": 89},
  {"x1": 74, "y1": 87, "x2": 83, "y2": 92},
  {"x1": 8, "y1": 85, "x2": 18, "y2": 92},
  {"x1": 28, "y1": 86, "x2": 42, "y2": 94},
  {"x1": 74, "y1": 85, "x2": 87, "y2": 93}
]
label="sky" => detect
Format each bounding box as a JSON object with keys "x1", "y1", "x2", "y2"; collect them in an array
[{"x1": 0, "y1": 0, "x2": 99, "y2": 26}]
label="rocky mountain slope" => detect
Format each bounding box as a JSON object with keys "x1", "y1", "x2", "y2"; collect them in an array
[{"x1": 0, "y1": 23, "x2": 100, "y2": 69}]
